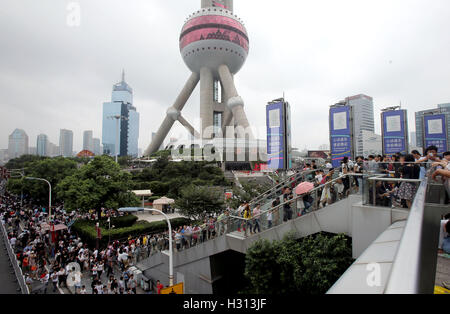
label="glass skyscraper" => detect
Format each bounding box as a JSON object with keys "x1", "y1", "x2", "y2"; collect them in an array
[{"x1": 102, "y1": 71, "x2": 140, "y2": 157}]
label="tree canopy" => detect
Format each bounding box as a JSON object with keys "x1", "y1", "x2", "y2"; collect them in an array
[
  {"x1": 57, "y1": 156, "x2": 139, "y2": 212},
  {"x1": 175, "y1": 185, "x2": 226, "y2": 221},
  {"x1": 7, "y1": 157, "x2": 78, "y2": 206},
  {"x1": 131, "y1": 156, "x2": 230, "y2": 199},
  {"x1": 243, "y1": 233, "x2": 353, "y2": 295}
]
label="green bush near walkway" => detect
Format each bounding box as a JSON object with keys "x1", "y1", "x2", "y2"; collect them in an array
[{"x1": 71, "y1": 216, "x2": 191, "y2": 248}]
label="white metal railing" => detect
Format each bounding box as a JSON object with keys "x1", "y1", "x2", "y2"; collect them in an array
[
  {"x1": 0, "y1": 220, "x2": 29, "y2": 294},
  {"x1": 384, "y1": 177, "x2": 430, "y2": 293}
]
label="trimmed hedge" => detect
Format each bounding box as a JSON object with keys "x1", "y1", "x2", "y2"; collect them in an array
[{"x1": 71, "y1": 217, "x2": 191, "y2": 248}]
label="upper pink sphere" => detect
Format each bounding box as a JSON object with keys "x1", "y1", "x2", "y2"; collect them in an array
[{"x1": 180, "y1": 9, "x2": 249, "y2": 75}]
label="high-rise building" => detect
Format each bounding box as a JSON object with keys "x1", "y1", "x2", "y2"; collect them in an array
[
  {"x1": 37, "y1": 134, "x2": 49, "y2": 157},
  {"x1": 59, "y1": 129, "x2": 73, "y2": 157},
  {"x1": 0, "y1": 149, "x2": 9, "y2": 165},
  {"x1": 410, "y1": 132, "x2": 417, "y2": 147},
  {"x1": 47, "y1": 142, "x2": 59, "y2": 157},
  {"x1": 29, "y1": 147, "x2": 37, "y2": 155},
  {"x1": 83, "y1": 130, "x2": 94, "y2": 152},
  {"x1": 345, "y1": 94, "x2": 375, "y2": 157},
  {"x1": 93, "y1": 138, "x2": 101, "y2": 156},
  {"x1": 102, "y1": 71, "x2": 140, "y2": 157},
  {"x1": 415, "y1": 103, "x2": 450, "y2": 151},
  {"x1": 8, "y1": 129, "x2": 29, "y2": 159}
]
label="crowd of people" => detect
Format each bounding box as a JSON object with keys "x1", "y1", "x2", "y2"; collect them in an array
[
  {"x1": 225, "y1": 146, "x2": 450, "y2": 237},
  {"x1": 1, "y1": 145, "x2": 449, "y2": 294},
  {"x1": 0, "y1": 188, "x2": 183, "y2": 294}
]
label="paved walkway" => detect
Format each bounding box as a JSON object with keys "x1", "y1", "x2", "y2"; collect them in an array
[
  {"x1": 0, "y1": 231, "x2": 21, "y2": 294},
  {"x1": 435, "y1": 254, "x2": 450, "y2": 291}
]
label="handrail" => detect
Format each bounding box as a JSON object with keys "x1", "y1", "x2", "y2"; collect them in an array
[
  {"x1": 367, "y1": 177, "x2": 422, "y2": 183},
  {"x1": 230, "y1": 173, "x2": 365, "y2": 222},
  {"x1": 384, "y1": 177, "x2": 429, "y2": 294},
  {"x1": 0, "y1": 220, "x2": 29, "y2": 294},
  {"x1": 246, "y1": 169, "x2": 318, "y2": 207}
]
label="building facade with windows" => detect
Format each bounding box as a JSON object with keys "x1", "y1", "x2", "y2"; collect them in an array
[
  {"x1": 83, "y1": 130, "x2": 94, "y2": 153},
  {"x1": 102, "y1": 71, "x2": 140, "y2": 157},
  {"x1": 8, "y1": 129, "x2": 29, "y2": 159},
  {"x1": 36, "y1": 134, "x2": 49, "y2": 157},
  {"x1": 59, "y1": 129, "x2": 73, "y2": 157},
  {"x1": 345, "y1": 94, "x2": 375, "y2": 157}
]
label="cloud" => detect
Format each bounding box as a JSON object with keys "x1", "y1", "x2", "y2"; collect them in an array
[{"x1": 0, "y1": 0, "x2": 449, "y2": 152}]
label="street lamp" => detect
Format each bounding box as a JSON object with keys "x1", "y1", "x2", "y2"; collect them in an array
[
  {"x1": 119, "y1": 207, "x2": 174, "y2": 287},
  {"x1": 25, "y1": 177, "x2": 52, "y2": 219},
  {"x1": 108, "y1": 115, "x2": 129, "y2": 163}
]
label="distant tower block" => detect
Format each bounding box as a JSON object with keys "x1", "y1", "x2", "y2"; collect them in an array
[{"x1": 145, "y1": 0, "x2": 253, "y2": 156}]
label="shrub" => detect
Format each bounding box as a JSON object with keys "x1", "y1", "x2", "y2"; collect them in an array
[{"x1": 71, "y1": 216, "x2": 192, "y2": 248}]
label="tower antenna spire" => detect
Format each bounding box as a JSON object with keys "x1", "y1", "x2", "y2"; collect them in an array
[{"x1": 122, "y1": 69, "x2": 125, "y2": 82}]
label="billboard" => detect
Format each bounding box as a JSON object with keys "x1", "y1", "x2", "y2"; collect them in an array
[
  {"x1": 381, "y1": 110, "x2": 408, "y2": 156},
  {"x1": 267, "y1": 102, "x2": 284, "y2": 169},
  {"x1": 423, "y1": 114, "x2": 448, "y2": 153},
  {"x1": 266, "y1": 100, "x2": 292, "y2": 170},
  {"x1": 329, "y1": 105, "x2": 353, "y2": 168}
]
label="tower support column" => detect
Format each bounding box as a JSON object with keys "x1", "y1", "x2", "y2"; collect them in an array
[
  {"x1": 144, "y1": 72, "x2": 199, "y2": 156},
  {"x1": 218, "y1": 64, "x2": 253, "y2": 139},
  {"x1": 200, "y1": 67, "x2": 214, "y2": 139}
]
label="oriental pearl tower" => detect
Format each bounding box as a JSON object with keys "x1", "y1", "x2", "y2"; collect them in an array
[{"x1": 144, "y1": 0, "x2": 253, "y2": 156}]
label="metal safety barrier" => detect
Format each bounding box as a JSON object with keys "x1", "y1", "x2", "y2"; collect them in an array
[{"x1": 0, "y1": 220, "x2": 29, "y2": 294}]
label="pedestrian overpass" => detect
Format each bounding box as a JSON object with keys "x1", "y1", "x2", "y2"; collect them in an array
[{"x1": 136, "y1": 174, "x2": 448, "y2": 294}]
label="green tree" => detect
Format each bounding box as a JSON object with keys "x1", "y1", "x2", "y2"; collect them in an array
[
  {"x1": 7, "y1": 157, "x2": 78, "y2": 205},
  {"x1": 131, "y1": 155, "x2": 230, "y2": 199},
  {"x1": 243, "y1": 233, "x2": 353, "y2": 295},
  {"x1": 57, "y1": 156, "x2": 139, "y2": 213},
  {"x1": 175, "y1": 185, "x2": 225, "y2": 220},
  {"x1": 4, "y1": 154, "x2": 47, "y2": 170}
]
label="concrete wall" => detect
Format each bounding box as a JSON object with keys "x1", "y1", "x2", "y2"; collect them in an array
[{"x1": 351, "y1": 202, "x2": 409, "y2": 258}]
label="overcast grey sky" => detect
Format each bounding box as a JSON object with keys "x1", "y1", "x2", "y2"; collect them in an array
[{"x1": 1, "y1": 0, "x2": 449, "y2": 152}]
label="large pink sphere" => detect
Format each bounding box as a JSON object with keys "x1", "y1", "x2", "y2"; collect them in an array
[{"x1": 180, "y1": 8, "x2": 249, "y2": 76}]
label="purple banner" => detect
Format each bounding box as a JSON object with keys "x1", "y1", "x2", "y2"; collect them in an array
[
  {"x1": 267, "y1": 102, "x2": 284, "y2": 169},
  {"x1": 424, "y1": 114, "x2": 448, "y2": 153},
  {"x1": 330, "y1": 106, "x2": 352, "y2": 168},
  {"x1": 382, "y1": 110, "x2": 408, "y2": 156}
]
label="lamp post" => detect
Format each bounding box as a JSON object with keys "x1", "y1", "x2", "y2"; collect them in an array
[
  {"x1": 108, "y1": 115, "x2": 128, "y2": 163},
  {"x1": 120, "y1": 208, "x2": 174, "y2": 286},
  {"x1": 25, "y1": 177, "x2": 52, "y2": 219}
]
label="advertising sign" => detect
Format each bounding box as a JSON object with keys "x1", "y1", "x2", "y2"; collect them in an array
[
  {"x1": 381, "y1": 110, "x2": 408, "y2": 156},
  {"x1": 329, "y1": 106, "x2": 353, "y2": 168},
  {"x1": 267, "y1": 102, "x2": 284, "y2": 169},
  {"x1": 160, "y1": 282, "x2": 184, "y2": 294},
  {"x1": 423, "y1": 114, "x2": 448, "y2": 153}
]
